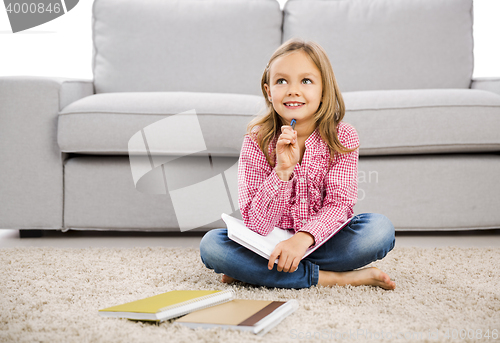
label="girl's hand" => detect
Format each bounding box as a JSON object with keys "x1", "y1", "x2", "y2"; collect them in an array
[
  {"x1": 275, "y1": 125, "x2": 299, "y2": 175},
  {"x1": 268, "y1": 232, "x2": 314, "y2": 272}
]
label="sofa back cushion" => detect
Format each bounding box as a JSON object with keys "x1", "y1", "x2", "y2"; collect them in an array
[
  {"x1": 283, "y1": 0, "x2": 473, "y2": 92},
  {"x1": 92, "y1": 0, "x2": 282, "y2": 95}
]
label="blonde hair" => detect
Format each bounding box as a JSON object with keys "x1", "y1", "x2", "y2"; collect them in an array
[{"x1": 246, "y1": 38, "x2": 359, "y2": 169}]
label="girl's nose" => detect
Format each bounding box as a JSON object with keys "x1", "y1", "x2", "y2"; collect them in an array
[{"x1": 287, "y1": 84, "x2": 300, "y2": 96}]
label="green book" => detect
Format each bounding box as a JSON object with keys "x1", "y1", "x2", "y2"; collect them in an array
[{"x1": 99, "y1": 289, "x2": 235, "y2": 322}]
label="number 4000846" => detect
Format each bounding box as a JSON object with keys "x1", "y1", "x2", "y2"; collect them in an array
[
  {"x1": 6, "y1": 2, "x2": 62, "y2": 14},
  {"x1": 443, "y1": 329, "x2": 498, "y2": 340}
]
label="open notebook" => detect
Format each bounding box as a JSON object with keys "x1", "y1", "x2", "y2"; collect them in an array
[{"x1": 222, "y1": 213, "x2": 355, "y2": 263}]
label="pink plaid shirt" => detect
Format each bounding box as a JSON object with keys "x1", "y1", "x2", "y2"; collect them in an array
[{"x1": 237, "y1": 121, "x2": 359, "y2": 248}]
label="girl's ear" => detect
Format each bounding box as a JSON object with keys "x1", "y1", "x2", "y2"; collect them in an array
[{"x1": 264, "y1": 83, "x2": 272, "y2": 101}]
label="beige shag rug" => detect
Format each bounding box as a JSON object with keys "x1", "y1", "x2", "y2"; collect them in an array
[{"x1": 1, "y1": 246, "x2": 499, "y2": 343}]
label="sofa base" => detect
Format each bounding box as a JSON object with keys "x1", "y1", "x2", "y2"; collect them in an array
[
  {"x1": 61, "y1": 153, "x2": 500, "y2": 232},
  {"x1": 353, "y1": 153, "x2": 500, "y2": 231},
  {"x1": 19, "y1": 229, "x2": 44, "y2": 238}
]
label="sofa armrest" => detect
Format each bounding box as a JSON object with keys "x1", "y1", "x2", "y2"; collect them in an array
[
  {"x1": 471, "y1": 77, "x2": 500, "y2": 96},
  {"x1": 0, "y1": 76, "x2": 94, "y2": 230}
]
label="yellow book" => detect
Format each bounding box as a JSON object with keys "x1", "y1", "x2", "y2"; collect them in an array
[{"x1": 99, "y1": 289, "x2": 235, "y2": 322}]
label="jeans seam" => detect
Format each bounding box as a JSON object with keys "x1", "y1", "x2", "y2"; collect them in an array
[{"x1": 311, "y1": 262, "x2": 319, "y2": 286}]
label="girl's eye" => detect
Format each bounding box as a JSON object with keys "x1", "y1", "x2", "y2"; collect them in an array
[{"x1": 276, "y1": 78, "x2": 312, "y2": 84}]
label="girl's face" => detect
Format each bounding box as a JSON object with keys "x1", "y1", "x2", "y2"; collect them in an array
[{"x1": 264, "y1": 50, "x2": 323, "y2": 127}]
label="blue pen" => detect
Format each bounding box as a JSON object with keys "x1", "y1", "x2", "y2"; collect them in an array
[{"x1": 290, "y1": 119, "x2": 296, "y2": 130}]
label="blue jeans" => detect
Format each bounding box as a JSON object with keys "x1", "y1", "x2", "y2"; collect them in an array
[{"x1": 199, "y1": 213, "x2": 395, "y2": 289}]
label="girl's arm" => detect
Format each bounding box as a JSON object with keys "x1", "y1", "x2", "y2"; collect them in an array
[
  {"x1": 297, "y1": 123, "x2": 360, "y2": 248},
  {"x1": 238, "y1": 134, "x2": 296, "y2": 236}
]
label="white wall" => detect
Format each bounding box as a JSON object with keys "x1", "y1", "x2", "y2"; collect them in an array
[
  {"x1": 471, "y1": 0, "x2": 500, "y2": 78},
  {"x1": 0, "y1": 0, "x2": 498, "y2": 80}
]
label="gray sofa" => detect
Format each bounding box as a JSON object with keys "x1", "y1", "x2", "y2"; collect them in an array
[{"x1": 1, "y1": 0, "x2": 499, "y2": 235}]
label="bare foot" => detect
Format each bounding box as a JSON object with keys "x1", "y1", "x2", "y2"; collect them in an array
[
  {"x1": 221, "y1": 274, "x2": 238, "y2": 284},
  {"x1": 318, "y1": 267, "x2": 396, "y2": 290}
]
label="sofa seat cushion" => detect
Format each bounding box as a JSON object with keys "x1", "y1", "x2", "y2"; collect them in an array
[
  {"x1": 59, "y1": 89, "x2": 500, "y2": 157},
  {"x1": 343, "y1": 89, "x2": 500, "y2": 155},
  {"x1": 58, "y1": 92, "x2": 265, "y2": 155}
]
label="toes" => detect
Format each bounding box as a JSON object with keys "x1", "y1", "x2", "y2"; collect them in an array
[{"x1": 373, "y1": 268, "x2": 396, "y2": 290}]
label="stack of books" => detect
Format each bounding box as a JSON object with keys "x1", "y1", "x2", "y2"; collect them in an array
[{"x1": 99, "y1": 289, "x2": 298, "y2": 336}]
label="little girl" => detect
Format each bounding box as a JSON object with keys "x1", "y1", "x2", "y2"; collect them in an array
[{"x1": 199, "y1": 38, "x2": 396, "y2": 290}]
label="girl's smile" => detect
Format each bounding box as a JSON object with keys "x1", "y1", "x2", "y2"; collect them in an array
[{"x1": 283, "y1": 101, "x2": 305, "y2": 109}]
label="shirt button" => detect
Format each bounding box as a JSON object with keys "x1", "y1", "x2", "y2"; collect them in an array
[
  {"x1": 301, "y1": 198, "x2": 307, "y2": 203},
  {"x1": 302, "y1": 219, "x2": 307, "y2": 224},
  {"x1": 274, "y1": 185, "x2": 278, "y2": 190},
  {"x1": 300, "y1": 177, "x2": 305, "y2": 182}
]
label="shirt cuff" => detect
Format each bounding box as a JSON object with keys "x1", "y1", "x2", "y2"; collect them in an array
[
  {"x1": 297, "y1": 219, "x2": 325, "y2": 248},
  {"x1": 262, "y1": 168, "x2": 295, "y2": 200}
]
